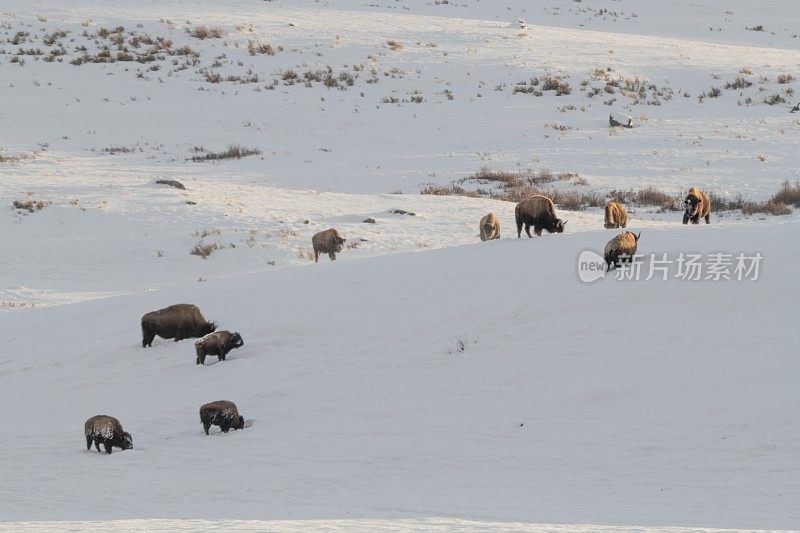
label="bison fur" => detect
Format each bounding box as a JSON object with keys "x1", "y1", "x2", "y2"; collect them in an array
[
  {"x1": 84, "y1": 415, "x2": 133, "y2": 454},
  {"x1": 195, "y1": 331, "x2": 244, "y2": 365},
  {"x1": 200, "y1": 400, "x2": 245, "y2": 435},
  {"x1": 604, "y1": 231, "x2": 641, "y2": 270},
  {"x1": 141, "y1": 304, "x2": 215, "y2": 347},
  {"x1": 312, "y1": 228, "x2": 346, "y2": 263},
  {"x1": 515, "y1": 195, "x2": 566, "y2": 237},
  {"x1": 683, "y1": 187, "x2": 711, "y2": 224},
  {"x1": 479, "y1": 213, "x2": 501, "y2": 241},
  {"x1": 604, "y1": 201, "x2": 628, "y2": 229}
]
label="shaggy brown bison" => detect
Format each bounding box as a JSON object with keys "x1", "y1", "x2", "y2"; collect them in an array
[
  {"x1": 141, "y1": 304, "x2": 215, "y2": 347},
  {"x1": 84, "y1": 415, "x2": 133, "y2": 454},
  {"x1": 604, "y1": 231, "x2": 641, "y2": 270},
  {"x1": 312, "y1": 228, "x2": 346, "y2": 263},
  {"x1": 479, "y1": 212, "x2": 501, "y2": 241},
  {"x1": 515, "y1": 195, "x2": 566, "y2": 237},
  {"x1": 604, "y1": 201, "x2": 628, "y2": 229},
  {"x1": 200, "y1": 400, "x2": 245, "y2": 435},
  {"x1": 683, "y1": 187, "x2": 711, "y2": 224},
  {"x1": 195, "y1": 331, "x2": 244, "y2": 365}
]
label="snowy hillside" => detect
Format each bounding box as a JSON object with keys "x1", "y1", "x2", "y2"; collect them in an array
[
  {"x1": 1, "y1": 224, "x2": 798, "y2": 528},
  {"x1": 1, "y1": 0, "x2": 798, "y2": 530}
]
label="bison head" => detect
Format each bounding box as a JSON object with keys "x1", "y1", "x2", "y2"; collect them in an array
[
  {"x1": 202, "y1": 322, "x2": 217, "y2": 336},
  {"x1": 121, "y1": 432, "x2": 133, "y2": 450},
  {"x1": 483, "y1": 222, "x2": 495, "y2": 235},
  {"x1": 334, "y1": 235, "x2": 346, "y2": 252},
  {"x1": 684, "y1": 195, "x2": 701, "y2": 217},
  {"x1": 231, "y1": 332, "x2": 244, "y2": 349},
  {"x1": 234, "y1": 415, "x2": 245, "y2": 430},
  {"x1": 548, "y1": 219, "x2": 566, "y2": 233}
]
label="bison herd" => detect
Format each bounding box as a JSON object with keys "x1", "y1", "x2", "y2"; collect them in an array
[
  {"x1": 84, "y1": 187, "x2": 712, "y2": 454},
  {"x1": 83, "y1": 304, "x2": 248, "y2": 453},
  {"x1": 479, "y1": 187, "x2": 711, "y2": 269}
]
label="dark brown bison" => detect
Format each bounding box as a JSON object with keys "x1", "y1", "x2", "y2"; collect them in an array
[
  {"x1": 195, "y1": 331, "x2": 244, "y2": 365},
  {"x1": 515, "y1": 195, "x2": 566, "y2": 237},
  {"x1": 141, "y1": 304, "x2": 215, "y2": 347},
  {"x1": 604, "y1": 201, "x2": 628, "y2": 229},
  {"x1": 479, "y1": 213, "x2": 501, "y2": 241},
  {"x1": 84, "y1": 415, "x2": 133, "y2": 454},
  {"x1": 200, "y1": 400, "x2": 245, "y2": 435},
  {"x1": 683, "y1": 187, "x2": 711, "y2": 224},
  {"x1": 312, "y1": 228, "x2": 346, "y2": 263},
  {"x1": 604, "y1": 231, "x2": 641, "y2": 270}
]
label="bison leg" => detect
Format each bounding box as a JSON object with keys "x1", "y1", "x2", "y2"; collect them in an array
[
  {"x1": 142, "y1": 332, "x2": 155, "y2": 348},
  {"x1": 203, "y1": 422, "x2": 211, "y2": 435},
  {"x1": 691, "y1": 215, "x2": 700, "y2": 224},
  {"x1": 524, "y1": 224, "x2": 533, "y2": 238},
  {"x1": 104, "y1": 442, "x2": 113, "y2": 454},
  {"x1": 95, "y1": 440, "x2": 102, "y2": 453},
  {"x1": 704, "y1": 213, "x2": 711, "y2": 224},
  {"x1": 516, "y1": 219, "x2": 523, "y2": 238},
  {"x1": 314, "y1": 250, "x2": 320, "y2": 263},
  {"x1": 219, "y1": 351, "x2": 226, "y2": 361},
  {"x1": 534, "y1": 226, "x2": 543, "y2": 237},
  {"x1": 329, "y1": 252, "x2": 336, "y2": 261},
  {"x1": 86, "y1": 436, "x2": 92, "y2": 451},
  {"x1": 682, "y1": 213, "x2": 689, "y2": 225},
  {"x1": 174, "y1": 329, "x2": 183, "y2": 342}
]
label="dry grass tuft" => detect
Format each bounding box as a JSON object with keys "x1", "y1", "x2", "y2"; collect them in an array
[
  {"x1": 188, "y1": 25, "x2": 224, "y2": 39},
  {"x1": 190, "y1": 241, "x2": 218, "y2": 259},
  {"x1": 190, "y1": 145, "x2": 261, "y2": 161}
]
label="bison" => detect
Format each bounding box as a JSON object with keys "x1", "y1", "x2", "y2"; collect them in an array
[
  {"x1": 604, "y1": 231, "x2": 641, "y2": 270},
  {"x1": 479, "y1": 212, "x2": 501, "y2": 241},
  {"x1": 683, "y1": 187, "x2": 711, "y2": 224},
  {"x1": 195, "y1": 331, "x2": 244, "y2": 365},
  {"x1": 604, "y1": 201, "x2": 628, "y2": 229},
  {"x1": 200, "y1": 400, "x2": 245, "y2": 435},
  {"x1": 312, "y1": 228, "x2": 346, "y2": 263},
  {"x1": 515, "y1": 195, "x2": 566, "y2": 237},
  {"x1": 84, "y1": 415, "x2": 133, "y2": 454},
  {"x1": 141, "y1": 304, "x2": 215, "y2": 348}
]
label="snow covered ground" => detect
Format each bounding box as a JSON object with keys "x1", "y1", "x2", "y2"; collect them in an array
[{"x1": 1, "y1": 0, "x2": 798, "y2": 530}]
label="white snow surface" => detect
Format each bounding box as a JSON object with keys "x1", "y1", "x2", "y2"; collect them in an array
[{"x1": 1, "y1": 0, "x2": 799, "y2": 529}]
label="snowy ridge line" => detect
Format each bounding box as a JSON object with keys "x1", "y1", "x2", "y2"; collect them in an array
[{"x1": 0, "y1": 518, "x2": 792, "y2": 532}]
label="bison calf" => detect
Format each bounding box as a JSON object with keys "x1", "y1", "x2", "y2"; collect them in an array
[
  {"x1": 200, "y1": 400, "x2": 245, "y2": 435},
  {"x1": 141, "y1": 303, "x2": 215, "y2": 347},
  {"x1": 683, "y1": 187, "x2": 711, "y2": 224},
  {"x1": 515, "y1": 195, "x2": 566, "y2": 237},
  {"x1": 604, "y1": 231, "x2": 641, "y2": 270},
  {"x1": 479, "y1": 212, "x2": 501, "y2": 241},
  {"x1": 195, "y1": 331, "x2": 244, "y2": 365},
  {"x1": 84, "y1": 415, "x2": 133, "y2": 454},
  {"x1": 604, "y1": 201, "x2": 628, "y2": 229},
  {"x1": 312, "y1": 228, "x2": 346, "y2": 263}
]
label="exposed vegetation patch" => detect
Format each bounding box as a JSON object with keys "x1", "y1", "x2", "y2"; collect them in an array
[
  {"x1": 155, "y1": 179, "x2": 185, "y2": 190},
  {"x1": 12, "y1": 199, "x2": 50, "y2": 213},
  {"x1": 190, "y1": 145, "x2": 261, "y2": 161}
]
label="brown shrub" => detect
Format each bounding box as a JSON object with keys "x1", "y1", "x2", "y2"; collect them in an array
[
  {"x1": 190, "y1": 241, "x2": 218, "y2": 258},
  {"x1": 770, "y1": 180, "x2": 800, "y2": 206},
  {"x1": 189, "y1": 25, "x2": 224, "y2": 39},
  {"x1": 190, "y1": 145, "x2": 261, "y2": 161}
]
